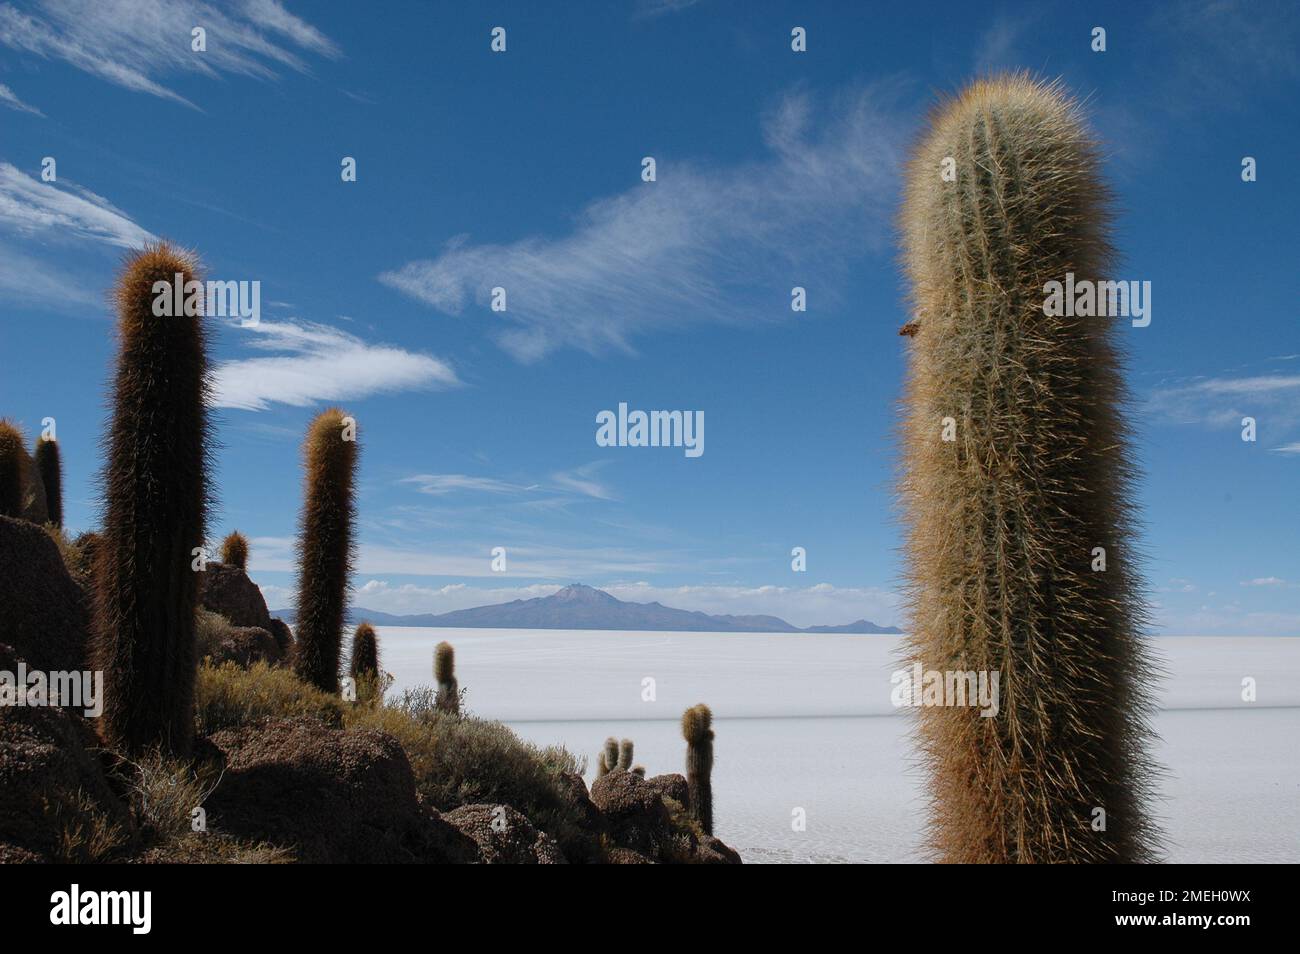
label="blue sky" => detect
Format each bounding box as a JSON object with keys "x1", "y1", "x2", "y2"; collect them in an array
[{"x1": 1, "y1": 0, "x2": 1296, "y2": 633}]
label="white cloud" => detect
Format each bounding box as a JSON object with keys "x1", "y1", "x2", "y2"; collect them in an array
[
  {"x1": 1148, "y1": 373, "x2": 1300, "y2": 430},
  {"x1": 1240, "y1": 577, "x2": 1296, "y2": 588},
  {"x1": 550, "y1": 462, "x2": 615, "y2": 500},
  {"x1": 401, "y1": 474, "x2": 535, "y2": 496},
  {"x1": 0, "y1": 0, "x2": 338, "y2": 109},
  {"x1": 1271, "y1": 442, "x2": 1300, "y2": 455},
  {"x1": 0, "y1": 81, "x2": 42, "y2": 115},
  {"x1": 0, "y1": 160, "x2": 156, "y2": 248},
  {"x1": 210, "y1": 319, "x2": 460, "y2": 411},
  {"x1": 381, "y1": 84, "x2": 905, "y2": 361}
]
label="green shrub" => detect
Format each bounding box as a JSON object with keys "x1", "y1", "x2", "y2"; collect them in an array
[{"x1": 194, "y1": 660, "x2": 345, "y2": 735}]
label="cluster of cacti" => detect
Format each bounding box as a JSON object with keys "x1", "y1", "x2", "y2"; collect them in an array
[
  {"x1": 0, "y1": 419, "x2": 22, "y2": 518},
  {"x1": 34, "y1": 435, "x2": 62, "y2": 528},
  {"x1": 899, "y1": 74, "x2": 1156, "y2": 863},
  {"x1": 434, "y1": 640, "x2": 460, "y2": 713},
  {"x1": 93, "y1": 243, "x2": 211, "y2": 757},
  {"x1": 681, "y1": 704, "x2": 714, "y2": 834},
  {"x1": 291, "y1": 407, "x2": 358, "y2": 694},
  {"x1": 595, "y1": 736, "x2": 644, "y2": 777},
  {"x1": 220, "y1": 530, "x2": 249, "y2": 569}
]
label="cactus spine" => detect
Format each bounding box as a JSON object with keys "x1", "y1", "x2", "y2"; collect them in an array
[
  {"x1": 0, "y1": 420, "x2": 22, "y2": 518},
  {"x1": 220, "y1": 530, "x2": 249, "y2": 570},
  {"x1": 434, "y1": 640, "x2": 459, "y2": 713},
  {"x1": 94, "y1": 243, "x2": 210, "y2": 757},
  {"x1": 899, "y1": 75, "x2": 1156, "y2": 862},
  {"x1": 682, "y1": 704, "x2": 714, "y2": 835},
  {"x1": 291, "y1": 408, "x2": 357, "y2": 693},
  {"x1": 34, "y1": 435, "x2": 62, "y2": 528}
]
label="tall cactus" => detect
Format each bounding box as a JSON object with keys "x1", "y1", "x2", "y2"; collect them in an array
[
  {"x1": 94, "y1": 243, "x2": 210, "y2": 757},
  {"x1": 0, "y1": 420, "x2": 22, "y2": 518},
  {"x1": 899, "y1": 75, "x2": 1156, "y2": 862},
  {"x1": 220, "y1": 530, "x2": 248, "y2": 570},
  {"x1": 292, "y1": 408, "x2": 357, "y2": 693},
  {"x1": 434, "y1": 640, "x2": 460, "y2": 714},
  {"x1": 682, "y1": 704, "x2": 714, "y2": 835},
  {"x1": 34, "y1": 435, "x2": 62, "y2": 528}
]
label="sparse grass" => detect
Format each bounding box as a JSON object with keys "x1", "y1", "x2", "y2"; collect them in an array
[
  {"x1": 195, "y1": 608, "x2": 235, "y2": 662},
  {"x1": 50, "y1": 790, "x2": 128, "y2": 863},
  {"x1": 194, "y1": 660, "x2": 345, "y2": 735}
]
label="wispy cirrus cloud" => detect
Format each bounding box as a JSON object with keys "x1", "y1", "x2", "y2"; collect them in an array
[
  {"x1": 1148, "y1": 373, "x2": 1300, "y2": 435},
  {"x1": 0, "y1": 160, "x2": 155, "y2": 248},
  {"x1": 401, "y1": 474, "x2": 538, "y2": 497},
  {"x1": 0, "y1": 0, "x2": 338, "y2": 110},
  {"x1": 0, "y1": 81, "x2": 42, "y2": 115},
  {"x1": 381, "y1": 83, "x2": 907, "y2": 362},
  {"x1": 211, "y1": 319, "x2": 459, "y2": 411}
]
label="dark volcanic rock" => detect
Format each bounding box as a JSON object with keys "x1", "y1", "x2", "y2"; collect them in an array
[
  {"x1": 0, "y1": 515, "x2": 90, "y2": 672},
  {"x1": 590, "y1": 769, "x2": 673, "y2": 858},
  {"x1": 204, "y1": 717, "x2": 457, "y2": 863},
  {"x1": 210, "y1": 626, "x2": 280, "y2": 667},
  {"x1": 0, "y1": 644, "x2": 129, "y2": 862},
  {"x1": 266, "y1": 618, "x2": 294, "y2": 658},
  {"x1": 443, "y1": 803, "x2": 566, "y2": 864},
  {"x1": 200, "y1": 562, "x2": 273, "y2": 631},
  {"x1": 644, "y1": 772, "x2": 690, "y2": 808}
]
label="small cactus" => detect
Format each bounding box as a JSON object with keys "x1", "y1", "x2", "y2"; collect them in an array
[
  {"x1": 434, "y1": 640, "x2": 459, "y2": 714},
  {"x1": 0, "y1": 420, "x2": 23, "y2": 518},
  {"x1": 349, "y1": 621, "x2": 380, "y2": 702},
  {"x1": 596, "y1": 736, "x2": 620, "y2": 778},
  {"x1": 34, "y1": 435, "x2": 62, "y2": 528},
  {"x1": 220, "y1": 530, "x2": 249, "y2": 570},
  {"x1": 291, "y1": 408, "x2": 357, "y2": 694},
  {"x1": 94, "y1": 243, "x2": 210, "y2": 757},
  {"x1": 682, "y1": 703, "x2": 714, "y2": 835},
  {"x1": 631, "y1": 765, "x2": 646, "y2": 778},
  {"x1": 617, "y1": 738, "x2": 634, "y2": 772}
]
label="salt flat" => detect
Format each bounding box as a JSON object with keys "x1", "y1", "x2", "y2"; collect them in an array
[{"x1": 375, "y1": 629, "x2": 1300, "y2": 863}]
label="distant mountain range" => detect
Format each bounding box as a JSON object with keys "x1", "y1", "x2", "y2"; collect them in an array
[{"x1": 273, "y1": 583, "x2": 901, "y2": 634}]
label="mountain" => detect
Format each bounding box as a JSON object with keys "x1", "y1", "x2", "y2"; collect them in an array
[{"x1": 273, "y1": 583, "x2": 901, "y2": 634}]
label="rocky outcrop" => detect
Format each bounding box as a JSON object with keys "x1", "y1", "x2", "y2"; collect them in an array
[
  {"x1": 443, "y1": 804, "x2": 567, "y2": 864},
  {"x1": 0, "y1": 515, "x2": 90, "y2": 672},
  {"x1": 200, "y1": 562, "x2": 273, "y2": 631},
  {"x1": 0, "y1": 644, "x2": 130, "y2": 862},
  {"x1": 266, "y1": 618, "x2": 294, "y2": 658},
  {"x1": 591, "y1": 769, "x2": 741, "y2": 864},
  {"x1": 203, "y1": 717, "x2": 485, "y2": 863},
  {"x1": 209, "y1": 626, "x2": 281, "y2": 667}
]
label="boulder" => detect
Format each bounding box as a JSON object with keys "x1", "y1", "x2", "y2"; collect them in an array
[
  {"x1": 590, "y1": 769, "x2": 673, "y2": 858},
  {"x1": 556, "y1": 771, "x2": 604, "y2": 832},
  {"x1": 0, "y1": 644, "x2": 130, "y2": 861},
  {"x1": 605, "y1": 846, "x2": 654, "y2": 864},
  {"x1": 590, "y1": 768, "x2": 742, "y2": 864},
  {"x1": 644, "y1": 772, "x2": 690, "y2": 808},
  {"x1": 0, "y1": 515, "x2": 90, "y2": 672},
  {"x1": 203, "y1": 717, "x2": 463, "y2": 863},
  {"x1": 267, "y1": 618, "x2": 294, "y2": 658},
  {"x1": 210, "y1": 626, "x2": 280, "y2": 667},
  {"x1": 200, "y1": 562, "x2": 273, "y2": 631},
  {"x1": 443, "y1": 804, "x2": 567, "y2": 864}
]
